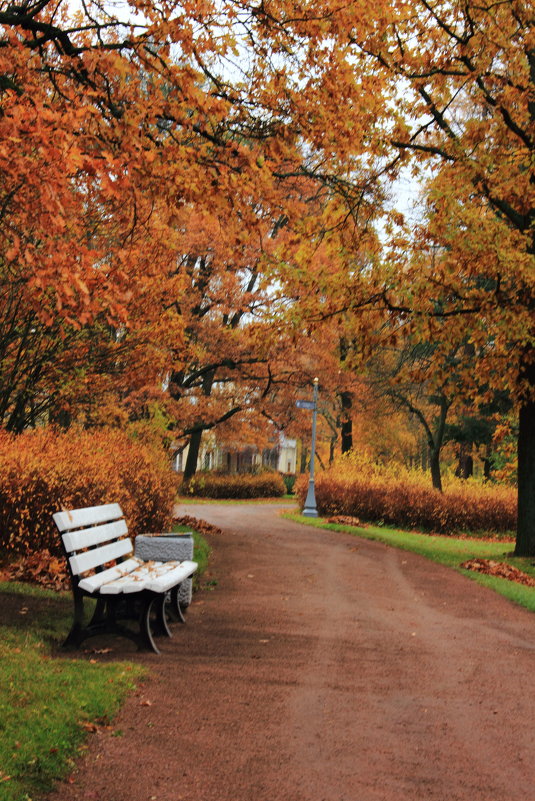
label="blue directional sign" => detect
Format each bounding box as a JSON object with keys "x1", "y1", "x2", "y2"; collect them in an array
[{"x1": 296, "y1": 400, "x2": 316, "y2": 410}]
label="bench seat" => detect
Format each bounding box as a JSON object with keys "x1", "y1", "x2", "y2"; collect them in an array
[{"x1": 88, "y1": 559, "x2": 198, "y2": 595}]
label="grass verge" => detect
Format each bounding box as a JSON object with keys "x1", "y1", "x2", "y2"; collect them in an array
[
  {"x1": 172, "y1": 524, "x2": 211, "y2": 589},
  {"x1": 285, "y1": 513, "x2": 535, "y2": 614},
  {"x1": 0, "y1": 583, "x2": 143, "y2": 801}
]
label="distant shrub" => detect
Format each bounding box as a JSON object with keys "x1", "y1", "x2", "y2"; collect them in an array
[
  {"x1": 0, "y1": 427, "x2": 178, "y2": 555},
  {"x1": 296, "y1": 454, "x2": 516, "y2": 535},
  {"x1": 282, "y1": 473, "x2": 297, "y2": 494},
  {"x1": 184, "y1": 471, "x2": 285, "y2": 499}
]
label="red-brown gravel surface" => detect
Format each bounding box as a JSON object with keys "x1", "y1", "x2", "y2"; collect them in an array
[{"x1": 46, "y1": 502, "x2": 535, "y2": 801}]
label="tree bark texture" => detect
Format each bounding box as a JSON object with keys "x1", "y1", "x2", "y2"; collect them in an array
[
  {"x1": 340, "y1": 391, "x2": 353, "y2": 453},
  {"x1": 183, "y1": 429, "x2": 203, "y2": 483},
  {"x1": 429, "y1": 448, "x2": 443, "y2": 493},
  {"x1": 515, "y1": 355, "x2": 535, "y2": 555}
]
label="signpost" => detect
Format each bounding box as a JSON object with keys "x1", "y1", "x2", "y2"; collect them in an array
[{"x1": 298, "y1": 377, "x2": 319, "y2": 517}]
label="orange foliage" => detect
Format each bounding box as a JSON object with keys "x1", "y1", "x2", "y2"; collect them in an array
[
  {"x1": 0, "y1": 427, "x2": 178, "y2": 555},
  {"x1": 297, "y1": 455, "x2": 516, "y2": 535},
  {"x1": 183, "y1": 471, "x2": 285, "y2": 499}
]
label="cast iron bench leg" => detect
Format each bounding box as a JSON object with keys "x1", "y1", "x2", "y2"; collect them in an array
[
  {"x1": 138, "y1": 594, "x2": 172, "y2": 654},
  {"x1": 168, "y1": 585, "x2": 187, "y2": 624}
]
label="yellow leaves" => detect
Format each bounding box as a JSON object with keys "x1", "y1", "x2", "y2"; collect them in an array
[{"x1": 310, "y1": 458, "x2": 516, "y2": 534}]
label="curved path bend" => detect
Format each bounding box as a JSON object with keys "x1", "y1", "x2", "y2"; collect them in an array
[{"x1": 47, "y1": 503, "x2": 535, "y2": 801}]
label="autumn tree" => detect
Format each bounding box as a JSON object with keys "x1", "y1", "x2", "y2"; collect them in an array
[
  {"x1": 164, "y1": 208, "x2": 283, "y2": 481},
  {"x1": 228, "y1": 0, "x2": 534, "y2": 552},
  {"x1": 0, "y1": 1, "x2": 293, "y2": 437}
]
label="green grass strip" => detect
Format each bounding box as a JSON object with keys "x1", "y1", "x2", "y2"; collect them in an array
[
  {"x1": 172, "y1": 524, "x2": 211, "y2": 588},
  {"x1": 0, "y1": 584, "x2": 143, "y2": 801},
  {"x1": 285, "y1": 513, "x2": 535, "y2": 614}
]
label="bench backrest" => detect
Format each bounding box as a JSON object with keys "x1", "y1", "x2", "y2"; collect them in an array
[{"x1": 53, "y1": 503, "x2": 133, "y2": 578}]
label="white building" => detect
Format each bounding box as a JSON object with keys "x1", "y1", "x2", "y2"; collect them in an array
[{"x1": 172, "y1": 435, "x2": 298, "y2": 475}]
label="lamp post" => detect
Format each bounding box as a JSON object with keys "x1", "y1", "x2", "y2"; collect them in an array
[{"x1": 302, "y1": 377, "x2": 319, "y2": 517}]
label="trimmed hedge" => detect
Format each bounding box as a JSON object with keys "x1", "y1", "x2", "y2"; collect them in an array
[
  {"x1": 296, "y1": 464, "x2": 516, "y2": 535},
  {"x1": 183, "y1": 471, "x2": 286, "y2": 499},
  {"x1": 0, "y1": 427, "x2": 178, "y2": 555}
]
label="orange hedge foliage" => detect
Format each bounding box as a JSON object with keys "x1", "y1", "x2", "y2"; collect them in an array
[
  {"x1": 0, "y1": 427, "x2": 179, "y2": 555},
  {"x1": 183, "y1": 471, "x2": 285, "y2": 499},
  {"x1": 296, "y1": 457, "x2": 516, "y2": 535}
]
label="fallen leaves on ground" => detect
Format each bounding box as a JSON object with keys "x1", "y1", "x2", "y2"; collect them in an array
[
  {"x1": 0, "y1": 549, "x2": 70, "y2": 591},
  {"x1": 80, "y1": 718, "x2": 113, "y2": 734},
  {"x1": 460, "y1": 559, "x2": 535, "y2": 587},
  {"x1": 327, "y1": 515, "x2": 367, "y2": 528},
  {"x1": 174, "y1": 516, "x2": 222, "y2": 537}
]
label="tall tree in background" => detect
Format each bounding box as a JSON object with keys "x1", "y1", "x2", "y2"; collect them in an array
[{"x1": 236, "y1": 0, "x2": 533, "y2": 553}]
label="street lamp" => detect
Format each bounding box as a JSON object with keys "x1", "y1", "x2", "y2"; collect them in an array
[{"x1": 302, "y1": 377, "x2": 319, "y2": 517}]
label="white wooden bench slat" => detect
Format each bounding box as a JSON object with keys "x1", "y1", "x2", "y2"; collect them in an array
[
  {"x1": 69, "y1": 537, "x2": 133, "y2": 576},
  {"x1": 53, "y1": 503, "x2": 123, "y2": 532},
  {"x1": 97, "y1": 562, "x2": 158, "y2": 594},
  {"x1": 98, "y1": 559, "x2": 197, "y2": 595},
  {"x1": 62, "y1": 519, "x2": 129, "y2": 553},
  {"x1": 146, "y1": 560, "x2": 198, "y2": 593},
  {"x1": 77, "y1": 557, "x2": 144, "y2": 593}
]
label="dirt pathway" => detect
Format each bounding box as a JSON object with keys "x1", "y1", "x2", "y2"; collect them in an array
[{"x1": 46, "y1": 503, "x2": 535, "y2": 801}]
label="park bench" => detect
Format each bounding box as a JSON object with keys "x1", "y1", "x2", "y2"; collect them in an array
[{"x1": 53, "y1": 503, "x2": 198, "y2": 654}]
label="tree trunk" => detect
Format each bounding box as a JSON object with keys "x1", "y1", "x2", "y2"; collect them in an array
[
  {"x1": 329, "y1": 437, "x2": 336, "y2": 465},
  {"x1": 483, "y1": 443, "x2": 492, "y2": 481},
  {"x1": 421, "y1": 439, "x2": 428, "y2": 471},
  {"x1": 340, "y1": 391, "x2": 353, "y2": 453},
  {"x1": 183, "y1": 429, "x2": 203, "y2": 483},
  {"x1": 515, "y1": 392, "x2": 535, "y2": 555},
  {"x1": 338, "y1": 337, "x2": 353, "y2": 454},
  {"x1": 427, "y1": 394, "x2": 450, "y2": 492},
  {"x1": 455, "y1": 446, "x2": 473, "y2": 479},
  {"x1": 181, "y1": 367, "x2": 217, "y2": 484},
  {"x1": 429, "y1": 447, "x2": 443, "y2": 492}
]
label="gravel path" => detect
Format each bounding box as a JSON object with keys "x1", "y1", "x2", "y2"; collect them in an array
[{"x1": 46, "y1": 502, "x2": 535, "y2": 801}]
